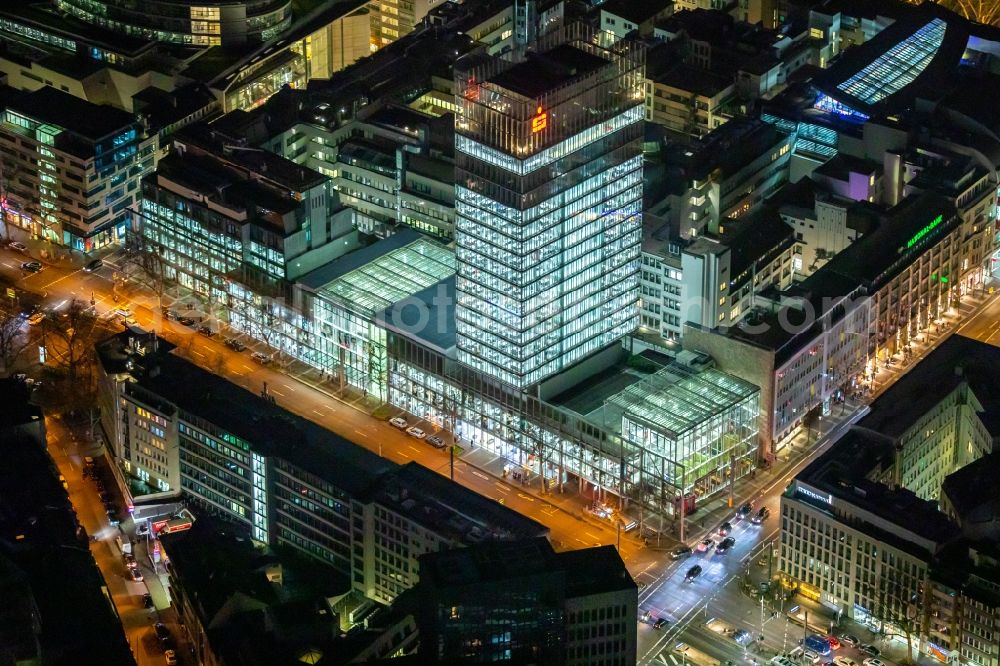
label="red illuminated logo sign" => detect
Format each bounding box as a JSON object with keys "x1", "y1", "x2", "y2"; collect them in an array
[{"x1": 531, "y1": 106, "x2": 547, "y2": 133}]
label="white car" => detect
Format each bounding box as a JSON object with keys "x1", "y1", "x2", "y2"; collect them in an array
[
  {"x1": 406, "y1": 426, "x2": 427, "y2": 439},
  {"x1": 834, "y1": 657, "x2": 857, "y2": 666},
  {"x1": 28, "y1": 312, "x2": 45, "y2": 326},
  {"x1": 9, "y1": 241, "x2": 27, "y2": 253},
  {"x1": 389, "y1": 417, "x2": 408, "y2": 429},
  {"x1": 863, "y1": 660, "x2": 884, "y2": 666},
  {"x1": 251, "y1": 351, "x2": 271, "y2": 364},
  {"x1": 804, "y1": 650, "x2": 821, "y2": 663}
]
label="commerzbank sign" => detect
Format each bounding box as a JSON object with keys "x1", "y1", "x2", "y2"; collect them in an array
[{"x1": 906, "y1": 213, "x2": 944, "y2": 249}]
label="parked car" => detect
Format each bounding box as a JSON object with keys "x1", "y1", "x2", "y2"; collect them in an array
[
  {"x1": 225, "y1": 338, "x2": 247, "y2": 351},
  {"x1": 123, "y1": 554, "x2": 138, "y2": 569},
  {"x1": 752, "y1": 506, "x2": 771, "y2": 524},
  {"x1": 860, "y1": 645, "x2": 880, "y2": 658},
  {"x1": 406, "y1": 426, "x2": 427, "y2": 439},
  {"x1": 83, "y1": 258, "x2": 103, "y2": 272},
  {"x1": 20, "y1": 261, "x2": 42, "y2": 273},
  {"x1": 719, "y1": 521, "x2": 732, "y2": 536},
  {"x1": 697, "y1": 538, "x2": 715, "y2": 552},
  {"x1": 804, "y1": 650, "x2": 821, "y2": 663},
  {"x1": 161, "y1": 308, "x2": 176, "y2": 321},
  {"x1": 9, "y1": 241, "x2": 27, "y2": 253},
  {"x1": 177, "y1": 316, "x2": 196, "y2": 326},
  {"x1": 164, "y1": 649, "x2": 178, "y2": 665},
  {"x1": 128, "y1": 567, "x2": 143, "y2": 582},
  {"x1": 839, "y1": 635, "x2": 860, "y2": 648},
  {"x1": 250, "y1": 351, "x2": 271, "y2": 364},
  {"x1": 826, "y1": 636, "x2": 841, "y2": 650},
  {"x1": 734, "y1": 630, "x2": 753, "y2": 646},
  {"x1": 142, "y1": 592, "x2": 154, "y2": 608},
  {"x1": 715, "y1": 536, "x2": 736, "y2": 554},
  {"x1": 390, "y1": 417, "x2": 409, "y2": 429},
  {"x1": 427, "y1": 435, "x2": 446, "y2": 449},
  {"x1": 863, "y1": 660, "x2": 884, "y2": 666},
  {"x1": 653, "y1": 617, "x2": 668, "y2": 629},
  {"x1": 685, "y1": 565, "x2": 702, "y2": 581},
  {"x1": 27, "y1": 312, "x2": 45, "y2": 326},
  {"x1": 670, "y1": 545, "x2": 692, "y2": 560},
  {"x1": 136, "y1": 523, "x2": 150, "y2": 537},
  {"x1": 833, "y1": 659, "x2": 857, "y2": 666},
  {"x1": 198, "y1": 324, "x2": 214, "y2": 336}
]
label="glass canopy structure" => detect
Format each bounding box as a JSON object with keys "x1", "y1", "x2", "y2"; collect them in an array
[
  {"x1": 318, "y1": 239, "x2": 455, "y2": 317},
  {"x1": 304, "y1": 237, "x2": 455, "y2": 400},
  {"x1": 836, "y1": 18, "x2": 947, "y2": 105},
  {"x1": 604, "y1": 364, "x2": 759, "y2": 512}
]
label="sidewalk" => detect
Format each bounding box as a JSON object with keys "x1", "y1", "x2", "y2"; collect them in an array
[{"x1": 867, "y1": 288, "x2": 993, "y2": 398}]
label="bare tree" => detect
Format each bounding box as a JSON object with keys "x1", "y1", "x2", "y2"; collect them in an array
[
  {"x1": 41, "y1": 298, "x2": 100, "y2": 387},
  {"x1": 0, "y1": 307, "x2": 29, "y2": 372},
  {"x1": 123, "y1": 228, "x2": 168, "y2": 300}
]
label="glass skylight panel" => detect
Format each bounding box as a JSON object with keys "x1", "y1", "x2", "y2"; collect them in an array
[{"x1": 836, "y1": 18, "x2": 946, "y2": 104}]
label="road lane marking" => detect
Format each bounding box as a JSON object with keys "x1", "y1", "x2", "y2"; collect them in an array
[
  {"x1": 516, "y1": 493, "x2": 534, "y2": 501},
  {"x1": 283, "y1": 384, "x2": 296, "y2": 391},
  {"x1": 312, "y1": 409, "x2": 325, "y2": 416},
  {"x1": 585, "y1": 531, "x2": 601, "y2": 541},
  {"x1": 408, "y1": 445, "x2": 421, "y2": 454},
  {"x1": 270, "y1": 389, "x2": 285, "y2": 397},
  {"x1": 494, "y1": 483, "x2": 510, "y2": 493},
  {"x1": 471, "y1": 470, "x2": 490, "y2": 481},
  {"x1": 191, "y1": 350, "x2": 205, "y2": 358}
]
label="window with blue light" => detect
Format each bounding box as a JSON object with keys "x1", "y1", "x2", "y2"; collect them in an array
[{"x1": 813, "y1": 94, "x2": 870, "y2": 123}]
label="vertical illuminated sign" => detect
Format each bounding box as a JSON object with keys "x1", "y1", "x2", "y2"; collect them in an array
[{"x1": 531, "y1": 106, "x2": 547, "y2": 133}]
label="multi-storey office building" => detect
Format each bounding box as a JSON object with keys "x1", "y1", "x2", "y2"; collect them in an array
[
  {"x1": 134, "y1": 123, "x2": 356, "y2": 349},
  {"x1": 453, "y1": 26, "x2": 645, "y2": 389},
  {"x1": 685, "y1": 190, "x2": 987, "y2": 452},
  {"x1": 778, "y1": 335, "x2": 1000, "y2": 634},
  {"x1": 96, "y1": 329, "x2": 548, "y2": 604},
  {"x1": 0, "y1": 86, "x2": 157, "y2": 250},
  {"x1": 56, "y1": 0, "x2": 292, "y2": 47},
  {"x1": 416, "y1": 537, "x2": 638, "y2": 665}
]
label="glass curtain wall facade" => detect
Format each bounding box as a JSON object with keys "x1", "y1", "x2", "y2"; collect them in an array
[
  {"x1": 607, "y1": 367, "x2": 759, "y2": 512},
  {"x1": 387, "y1": 333, "x2": 760, "y2": 517},
  {"x1": 454, "y1": 26, "x2": 645, "y2": 389}
]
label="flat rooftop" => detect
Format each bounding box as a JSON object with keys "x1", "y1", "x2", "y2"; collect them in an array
[
  {"x1": 795, "y1": 429, "x2": 958, "y2": 555},
  {"x1": 2, "y1": 85, "x2": 138, "y2": 143},
  {"x1": 369, "y1": 463, "x2": 549, "y2": 545},
  {"x1": 177, "y1": 123, "x2": 326, "y2": 192},
  {"x1": 419, "y1": 537, "x2": 633, "y2": 596},
  {"x1": 377, "y1": 275, "x2": 457, "y2": 354},
  {"x1": 859, "y1": 334, "x2": 1000, "y2": 439},
  {"x1": 488, "y1": 43, "x2": 609, "y2": 98},
  {"x1": 798, "y1": 191, "x2": 956, "y2": 291},
  {"x1": 312, "y1": 235, "x2": 455, "y2": 317},
  {"x1": 605, "y1": 359, "x2": 758, "y2": 439},
  {"x1": 125, "y1": 337, "x2": 395, "y2": 497}
]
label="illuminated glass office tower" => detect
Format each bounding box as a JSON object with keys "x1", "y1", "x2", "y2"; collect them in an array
[{"x1": 454, "y1": 27, "x2": 645, "y2": 389}]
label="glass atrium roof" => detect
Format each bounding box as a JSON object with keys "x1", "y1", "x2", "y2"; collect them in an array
[
  {"x1": 319, "y1": 239, "x2": 455, "y2": 316},
  {"x1": 836, "y1": 18, "x2": 947, "y2": 105},
  {"x1": 608, "y1": 365, "x2": 758, "y2": 438}
]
